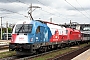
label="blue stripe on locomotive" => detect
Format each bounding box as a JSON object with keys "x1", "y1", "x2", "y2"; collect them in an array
[{"x1": 27, "y1": 20, "x2": 52, "y2": 43}]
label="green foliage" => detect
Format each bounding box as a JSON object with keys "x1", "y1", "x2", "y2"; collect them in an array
[
  {"x1": 0, "y1": 51, "x2": 16, "y2": 58},
  {"x1": 8, "y1": 28, "x2": 12, "y2": 33}
]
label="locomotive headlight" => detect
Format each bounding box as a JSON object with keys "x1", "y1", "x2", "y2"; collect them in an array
[{"x1": 30, "y1": 38, "x2": 33, "y2": 42}]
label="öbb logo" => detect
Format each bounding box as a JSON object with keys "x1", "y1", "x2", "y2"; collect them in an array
[{"x1": 19, "y1": 37, "x2": 24, "y2": 40}]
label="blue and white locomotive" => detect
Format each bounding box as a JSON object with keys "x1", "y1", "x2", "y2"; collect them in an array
[{"x1": 9, "y1": 20, "x2": 48, "y2": 55}]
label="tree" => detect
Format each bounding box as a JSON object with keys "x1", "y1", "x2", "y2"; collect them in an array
[{"x1": 8, "y1": 28, "x2": 12, "y2": 33}]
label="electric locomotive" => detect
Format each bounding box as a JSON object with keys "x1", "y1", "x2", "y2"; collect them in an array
[
  {"x1": 9, "y1": 20, "x2": 66, "y2": 55},
  {"x1": 9, "y1": 20, "x2": 82, "y2": 56},
  {"x1": 76, "y1": 24, "x2": 90, "y2": 43}
]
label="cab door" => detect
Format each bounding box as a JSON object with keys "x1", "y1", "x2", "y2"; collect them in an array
[
  {"x1": 35, "y1": 26, "x2": 40, "y2": 43},
  {"x1": 35, "y1": 26, "x2": 45, "y2": 43},
  {"x1": 40, "y1": 26, "x2": 45, "y2": 42}
]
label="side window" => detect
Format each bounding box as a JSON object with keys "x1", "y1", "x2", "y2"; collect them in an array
[
  {"x1": 70, "y1": 31, "x2": 72, "y2": 34},
  {"x1": 36, "y1": 26, "x2": 40, "y2": 34},
  {"x1": 66, "y1": 30, "x2": 68, "y2": 34}
]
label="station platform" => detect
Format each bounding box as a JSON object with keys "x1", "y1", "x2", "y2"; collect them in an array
[
  {"x1": 72, "y1": 48, "x2": 90, "y2": 60},
  {"x1": 0, "y1": 40, "x2": 10, "y2": 42}
]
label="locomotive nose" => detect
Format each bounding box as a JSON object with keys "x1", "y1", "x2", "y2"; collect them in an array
[{"x1": 11, "y1": 34, "x2": 29, "y2": 43}]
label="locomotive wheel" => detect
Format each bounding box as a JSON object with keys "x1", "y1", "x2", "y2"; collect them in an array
[
  {"x1": 60, "y1": 44, "x2": 64, "y2": 48},
  {"x1": 67, "y1": 43, "x2": 70, "y2": 47},
  {"x1": 76, "y1": 42, "x2": 80, "y2": 45},
  {"x1": 38, "y1": 47, "x2": 45, "y2": 53},
  {"x1": 48, "y1": 45, "x2": 52, "y2": 51}
]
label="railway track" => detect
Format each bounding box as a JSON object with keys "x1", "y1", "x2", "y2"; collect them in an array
[
  {"x1": 48, "y1": 44, "x2": 90, "y2": 60},
  {"x1": 0, "y1": 43, "x2": 90, "y2": 60},
  {"x1": 0, "y1": 45, "x2": 9, "y2": 53},
  {"x1": 0, "y1": 48, "x2": 62, "y2": 60},
  {"x1": 0, "y1": 45, "x2": 9, "y2": 50}
]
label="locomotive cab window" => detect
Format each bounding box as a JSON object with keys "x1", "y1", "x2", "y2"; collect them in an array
[
  {"x1": 36, "y1": 26, "x2": 40, "y2": 34},
  {"x1": 83, "y1": 27, "x2": 90, "y2": 31},
  {"x1": 15, "y1": 24, "x2": 33, "y2": 33}
]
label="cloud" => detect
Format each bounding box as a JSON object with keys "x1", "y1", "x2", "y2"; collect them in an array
[
  {"x1": 0, "y1": 2, "x2": 28, "y2": 12},
  {"x1": 0, "y1": 0, "x2": 51, "y2": 5},
  {"x1": 0, "y1": 0, "x2": 90, "y2": 25}
]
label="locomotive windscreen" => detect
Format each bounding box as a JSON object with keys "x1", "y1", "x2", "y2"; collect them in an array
[
  {"x1": 83, "y1": 27, "x2": 90, "y2": 31},
  {"x1": 15, "y1": 24, "x2": 33, "y2": 33}
]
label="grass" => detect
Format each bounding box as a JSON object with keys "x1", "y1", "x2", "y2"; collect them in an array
[
  {"x1": 0, "y1": 42, "x2": 89, "y2": 59},
  {"x1": 31, "y1": 48, "x2": 75, "y2": 60},
  {"x1": 31, "y1": 43, "x2": 90, "y2": 60},
  {"x1": 0, "y1": 51, "x2": 16, "y2": 58}
]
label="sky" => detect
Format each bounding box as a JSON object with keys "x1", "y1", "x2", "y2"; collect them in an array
[{"x1": 0, "y1": 0, "x2": 90, "y2": 27}]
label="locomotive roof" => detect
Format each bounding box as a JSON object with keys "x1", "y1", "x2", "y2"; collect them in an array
[
  {"x1": 15, "y1": 20, "x2": 58, "y2": 25},
  {"x1": 15, "y1": 20, "x2": 64, "y2": 28},
  {"x1": 36, "y1": 20, "x2": 59, "y2": 25},
  {"x1": 61, "y1": 23, "x2": 90, "y2": 27}
]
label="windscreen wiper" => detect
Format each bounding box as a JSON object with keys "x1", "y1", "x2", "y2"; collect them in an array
[{"x1": 17, "y1": 24, "x2": 25, "y2": 33}]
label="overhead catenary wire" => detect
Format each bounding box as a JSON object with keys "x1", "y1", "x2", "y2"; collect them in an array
[
  {"x1": 40, "y1": 9, "x2": 68, "y2": 20},
  {"x1": 15, "y1": 0, "x2": 29, "y2": 6},
  {"x1": 12, "y1": 0, "x2": 68, "y2": 20},
  {"x1": 16, "y1": 0, "x2": 62, "y2": 17},
  {"x1": 14, "y1": 0, "x2": 71, "y2": 21},
  {"x1": 65, "y1": 0, "x2": 90, "y2": 20},
  {"x1": 0, "y1": 8, "x2": 28, "y2": 18},
  {"x1": 40, "y1": 9, "x2": 61, "y2": 18},
  {"x1": 6, "y1": 0, "x2": 29, "y2": 18},
  {"x1": 7, "y1": 0, "x2": 29, "y2": 10},
  {"x1": 0, "y1": 12, "x2": 12, "y2": 14},
  {"x1": 36, "y1": 0, "x2": 61, "y2": 14},
  {"x1": 16, "y1": 0, "x2": 90, "y2": 21},
  {"x1": 36, "y1": 0, "x2": 63, "y2": 16},
  {"x1": 36, "y1": 0, "x2": 68, "y2": 20},
  {"x1": 20, "y1": 0, "x2": 58, "y2": 16},
  {"x1": 0, "y1": 12, "x2": 14, "y2": 17},
  {"x1": 76, "y1": 0, "x2": 90, "y2": 17},
  {"x1": 7, "y1": 0, "x2": 28, "y2": 5},
  {"x1": 13, "y1": 0, "x2": 41, "y2": 20}
]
